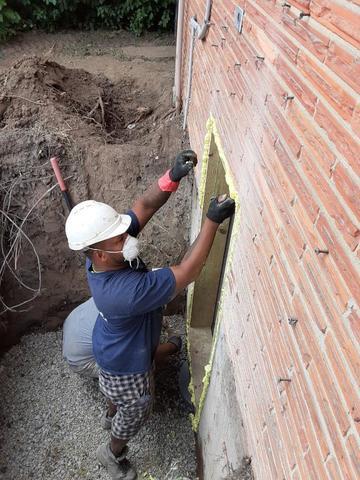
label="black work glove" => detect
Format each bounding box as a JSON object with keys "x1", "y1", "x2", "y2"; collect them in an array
[
  {"x1": 206, "y1": 194, "x2": 235, "y2": 224},
  {"x1": 169, "y1": 149, "x2": 198, "y2": 182}
]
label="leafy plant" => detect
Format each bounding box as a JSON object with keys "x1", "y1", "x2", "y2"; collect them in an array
[
  {"x1": 0, "y1": 0, "x2": 176, "y2": 39},
  {"x1": 0, "y1": 0, "x2": 21, "y2": 40}
]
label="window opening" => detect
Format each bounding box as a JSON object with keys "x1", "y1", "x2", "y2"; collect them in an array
[{"x1": 189, "y1": 133, "x2": 232, "y2": 406}]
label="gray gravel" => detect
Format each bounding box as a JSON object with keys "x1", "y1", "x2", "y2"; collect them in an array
[{"x1": 0, "y1": 318, "x2": 197, "y2": 480}]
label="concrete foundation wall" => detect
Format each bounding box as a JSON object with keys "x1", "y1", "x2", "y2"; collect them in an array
[
  {"x1": 198, "y1": 324, "x2": 249, "y2": 480},
  {"x1": 183, "y1": 1, "x2": 360, "y2": 478}
]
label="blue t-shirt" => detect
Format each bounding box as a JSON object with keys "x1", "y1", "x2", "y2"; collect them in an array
[{"x1": 89, "y1": 210, "x2": 176, "y2": 375}]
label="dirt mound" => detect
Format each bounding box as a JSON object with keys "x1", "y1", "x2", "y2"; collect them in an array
[
  {"x1": 0, "y1": 56, "x2": 190, "y2": 347},
  {"x1": 1, "y1": 56, "x2": 156, "y2": 141}
]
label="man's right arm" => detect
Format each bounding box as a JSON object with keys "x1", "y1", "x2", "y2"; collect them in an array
[{"x1": 170, "y1": 195, "x2": 235, "y2": 294}]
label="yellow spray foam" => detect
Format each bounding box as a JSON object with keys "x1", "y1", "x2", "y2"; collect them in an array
[{"x1": 187, "y1": 116, "x2": 241, "y2": 431}]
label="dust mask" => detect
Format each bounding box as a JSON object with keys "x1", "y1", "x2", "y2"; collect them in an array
[
  {"x1": 87, "y1": 235, "x2": 140, "y2": 268},
  {"x1": 121, "y1": 235, "x2": 140, "y2": 266}
]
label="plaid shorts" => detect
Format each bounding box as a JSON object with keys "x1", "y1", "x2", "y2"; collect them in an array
[{"x1": 99, "y1": 369, "x2": 154, "y2": 440}]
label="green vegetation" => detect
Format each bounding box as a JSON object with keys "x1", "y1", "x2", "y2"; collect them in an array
[{"x1": 0, "y1": 0, "x2": 176, "y2": 40}]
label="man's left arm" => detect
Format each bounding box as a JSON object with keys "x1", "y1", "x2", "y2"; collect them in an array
[{"x1": 131, "y1": 150, "x2": 197, "y2": 231}]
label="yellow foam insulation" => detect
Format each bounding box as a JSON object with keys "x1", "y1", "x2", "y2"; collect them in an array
[{"x1": 187, "y1": 116, "x2": 241, "y2": 431}]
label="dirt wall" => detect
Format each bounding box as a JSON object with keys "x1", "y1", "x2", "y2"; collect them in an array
[{"x1": 0, "y1": 53, "x2": 191, "y2": 347}]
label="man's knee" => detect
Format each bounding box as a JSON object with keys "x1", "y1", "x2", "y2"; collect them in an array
[
  {"x1": 112, "y1": 395, "x2": 153, "y2": 440},
  {"x1": 68, "y1": 361, "x2": 99, "y2": 378}
]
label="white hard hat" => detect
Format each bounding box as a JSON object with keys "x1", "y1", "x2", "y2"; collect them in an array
[{"x1": 65, "y1": 200, "x2": 132, "y2": 250}]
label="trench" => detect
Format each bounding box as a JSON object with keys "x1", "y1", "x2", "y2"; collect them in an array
[{"x1": 0, "y1": 31, "x2": 196, "y2": 480}]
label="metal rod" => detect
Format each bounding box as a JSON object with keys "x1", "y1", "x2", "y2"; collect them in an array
[
  {"x1": 314, "y1": 247, "x2": 329, "y2": 255},
  {"x1": 183, "y1": 23, "x2": 196, "y2": 130},
  {"x1": 174, "y1": 0, "x2": 185, "y2": 113}
]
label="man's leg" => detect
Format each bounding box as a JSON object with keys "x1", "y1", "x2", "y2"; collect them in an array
[
  {"x1": 110, "y1": 436, "x2": 128, "y2": 457},
  {"x1": 101, "y1": 399, "x2": 117, "y2": 430},
  {"x1": 154, "y1": 341, "x2": 180, "y2": 370},
  {"x1": 107, "y1": 399, "x2": 117, "y2": 417},
  {"x1": 97, "y1": 369, "x2": 153, "y2": 479},
  {"x1": 68, "y1": 360, "x2": 99, "y2": 378}
]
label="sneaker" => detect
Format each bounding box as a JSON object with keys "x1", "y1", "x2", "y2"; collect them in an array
[
  {"x1": 100, "y1": 411, "x2": 113, "y2": 430},
  {"x1": 96, "y1": 443, "x2": 137, "y2": 480}
]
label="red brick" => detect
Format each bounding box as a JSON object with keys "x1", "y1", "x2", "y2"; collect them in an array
[
  {"x1": 288, "y1": 0, "x2": 310, "y2": 11},
  {"x1": 291, "y1": 293, "x2": 323, "y2": 368},
  {"x1": 351, "y1": 103, "x2": 360, "y2": 137},
  {"x1": 325, "y1": 332, "x2": 360, "y2": 427},
  {"x1": 297, "y1": 52, "x2": 356, "y2": 122},
  {"x1": 281, "y1": 10, "x2": 329, "y2": 62},
  {"x1": 326, "y1": 456, "x2": 343, "y2": 480},
  {"x1": 275, "y1": 55, "x2": 318, "y2": 116},
  {"x1": 292, "y1": 468, "x2": 301, "y2": 480},
  {"x1": 251, "y1": 0, "x2": 292, "y2": 28},
  {"x1": 308, "y1": 364, "x2": 354, "y2": 479},
  {"x1": 311, "y1": 0, "x2": 360, "y2": 50},
  {"x1": 263, "y1": 427, "x2": 284, "y2": 479},
  {"x1": 241, "y1": 1, "x2": 268, "y2": 30},
  {"x1": 325, "y1": 41, "x2": 360, "y2": 95},
  {"x1": 274, "y1": 149, "x2": 320, "y2": 225},
  {"x1": 291, "y1": 199, "x2": 322, "y2": 247},
  {"x1": 332, "y1": 162, "x2": 360, "y2": 219},
  {"x1": 348, "y1": 309, "x2": 360, "y2": 344},
  {"x1": 266, "y1": 96, "x2": 302, "y2": 154},
  {"x1": 243, "y1": 18, "x2": 278, "y2": 65},
  {"x1": 258, "y1": 136, "x2": 314, "y2": 258},
  {"x1": 277, "y1": 397, "x2": 310, "y2": 475},
  {"x1": 302, "y1": 251, "x2": 349, "y2": 328},
  {"x1": 263, "y1": 254, "x2": 331, "y2": 463},
  {"x1": 315, "y1": 101, "x2": 360, "y2": 177},
  {"x1": 290, "y1": 299, "x2": 352, "y2": 437},
  {"x1": 316, "y1": 214, "x2": 360, "y2": 302},
  {"x1": 283, "y1": 331, "x2": 332, "y2": 460},
  {"x1": 271, "y1": 256, "x2": 295, "y2": 311},
  {"x1": 303, "y1": 257, "x2": 360, "y2": 382},
  {"x1": 346, "y1": 434, "x2": 360, "y2": 475},
  {"x1": 287, "y1": 102, "x2": 336, "y2": 173},
  {"x1": 304, "y1": 449, "x2": 327, "y2": 480},
  {"x1": 263, "y1": 17, "x2": 299, "y2": 63},
  {"x1": 300, "y1": 151, "x2": 359, "y2": 251},
  {"x1": 290, "y1": 260, "x2": 328, "y2": 334}
]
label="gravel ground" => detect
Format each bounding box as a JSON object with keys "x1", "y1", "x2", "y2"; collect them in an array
[{"x1": 0, "y1": 316, "x2": 197, "y2": 480}]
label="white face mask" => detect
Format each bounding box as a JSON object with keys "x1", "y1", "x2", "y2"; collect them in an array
[
  {"x1": 87, "y1": 235, "x2": 140, "y2": 267},
  {"x1": 121, "y1": 235, "x2": 140, "y2": 264}
]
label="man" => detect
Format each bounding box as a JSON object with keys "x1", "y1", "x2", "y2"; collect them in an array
[
  {"x1": 62, "y1": 297, "x2": 100, "y2": 378},
  {"x1": 65, "y1": 150, "x2": 235, "y2": 480},
  {"x1": 62, "y1": 297, "x2": 182, "y2": 379},
  {"x1": 62, "y1": 297, "x2": 182, "y2": 431}
]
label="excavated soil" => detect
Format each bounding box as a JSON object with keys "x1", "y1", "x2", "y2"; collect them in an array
[{"x1": 0, "y1": 35, "x2": 191, "y2": 345}]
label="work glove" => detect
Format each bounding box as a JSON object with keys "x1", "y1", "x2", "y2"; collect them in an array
[
  {"x1": 206, "y1": 194, "x2": 235, "y2": 224},
  {"x1": 169, "y1": 149, "x2": 198, "y2": 182}
]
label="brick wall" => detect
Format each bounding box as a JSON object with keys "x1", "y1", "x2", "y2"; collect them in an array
[{"x1": 181, "y1": 1, "x2": 360, "y2": 478}]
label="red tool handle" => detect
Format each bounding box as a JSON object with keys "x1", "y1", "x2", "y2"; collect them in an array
[
  {"x1": 50, "y1": 156, "x2": 73, "y2": 211},
  {"x1": 50, "y1": 156, "x2": 66, "y2": 192}
]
